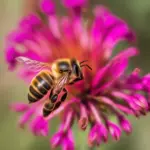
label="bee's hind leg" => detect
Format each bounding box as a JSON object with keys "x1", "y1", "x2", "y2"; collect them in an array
[
  {"x1": 60, "y1": 88, "x2": 68, "y2": 102},
  {"x1": 49, "y1": 88, "x2": 58, "y2": 103},
  {"x1": 43, "y1": 101, "x2": 54, "y2": 117}
]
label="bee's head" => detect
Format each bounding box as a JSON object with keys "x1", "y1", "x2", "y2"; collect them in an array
[
  {"x1": 71, "y1": 59, "x2": 81, "y2": 77},
  {"x1": 58, "y1": 61, "x2": 71, "y2": 73},
  {"x1": 70, "y1": 59, "x2": 92, "y2": 82},
  {"x1": 51, "y1": 59, "x2": 71, "y2": 78}
]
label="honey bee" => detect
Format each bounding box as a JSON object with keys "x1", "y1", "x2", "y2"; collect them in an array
[{"x1": 16, "y1": 57, "x2": 92, "y2": 117}]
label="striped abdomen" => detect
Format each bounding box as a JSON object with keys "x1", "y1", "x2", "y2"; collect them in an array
[{"x1": 28, "y1": 70, "x2": 54, "y2": 103}]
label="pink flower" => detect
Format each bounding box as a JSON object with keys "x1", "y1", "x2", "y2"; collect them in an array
[{"x1": 6, "y1": 0, "x2": 150, "y2": 149}]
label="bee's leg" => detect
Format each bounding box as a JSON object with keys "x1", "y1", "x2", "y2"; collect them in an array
[
  {"x1": 43, "y1": 101, "x2": 54, "y2": 117},
  {"x1": 69, "y1": 75, "x2": 84, "y2": 85},
  {"x1": 49, "y1": 88, "x2": 58, "y2": 103},
  {"x1": 77, "y1": 71, "x2": 84, "y2": 81},
  {"x1": 53, "y1": 101, "x2": 62, "y2": 111},
  {"x1": 60, "y1": 88, "x2": 68, "y2": 102}
]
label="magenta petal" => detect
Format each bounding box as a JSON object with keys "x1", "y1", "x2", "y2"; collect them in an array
[
  {"x1": 133, "y1": 94, "x2": 149, "y2": 111},
  {"x1": 51, "y1": 131, "x2": 63, "y2": 148},
  {"x1": 88, "y1": 123, "x2": 108, "y2": 146},
  {"x1": 48, "y1": 15, "x2": 61, "y2": 39},
  {"x1": 98, "y1": 124, "x2": 108, "y2": 142},
  {"x1": 40, "y1": 0, "x2": 55, "y2": 15},
  {"x1": 67, "y1": 129, "x2": 74, "y2": 144},
  {"x1": 90, "y1": 6, "x2": 120, "y2": 50},
  {"x1": 62, "y1": 0, "x2": 87, "y2": 8},
  {"x1": 143, "y1": 73, "x2": 150, "y2": 92},
  {"x1": 5, "y1": 46, "x2": 20, "y2": 70},
  {"x1": 62, "y1": 138, "x2": 74, "y2": 150},
  {"x1": 92, "y1": 57, "x2": 128, "y2": 94},
  {"x1": 118, "y1": 116, "x2": 132, "y2": 134},
  {"x1": 19, "y1": 17, "x2": 32, "y2": 31},
  {"x1": 8, "y1": 30, "x2": 32, "y2": 43},
  {"x1": 90, "y1": 15, "x2": 103, "y2": 48},
  {"x1": 78, "y1": 104, "x2": 88, "y2": 130},
  {"x1": 124, "y1": 69, "x2": 143, "y2": 91},
  {"x1": 28, "y1": 14, "x2": 41, "y2": 27},
  {"x1": 19, "y1": 14, "x2": 41, "y2": 31},
  {"x1": 19, "y1": 109, "x2": 34, "y2": 128},
  {"x1": 126, "y1": 69, "x2": 142, "y2": 84},
  {"x1": 30, "y1": 116, "x2": 48, "y2": 136},
  {"x1": 94, "y1": 6, "x2": 120, "y2": 29},
  {"x1": 91, "y1": 5, "x2": 136, "y2": 61},
  {"x1": 108, "y1": 122, "x2": 121, "y2": 141},
  {"x1": 111, "y1": 91, "x2": 143, "y2": 112},
  {"x1": 61, "y1": 17, "x2": 75, "y2": 40},
  {"x1": 100, "y1": 59, "x2": 128, "y2": 92},
  {"x1": 18, "y1": 68, "x2": 37, "y2": 83},
  {"x1": 92, "y1": 47, "x2": 138, "y2": 90},
  {"x1": 10, "y1": 103, "x2": 29, "y2": 112},
  {"x1": 103, "y1": 24, "x2": 135, "y2": 52},
  {"x1": 88, "y1": 125, "x2": 101, "y2": 146},
  {"x1": 117, "y1": 93, "x2": 148, "y2": 112}
]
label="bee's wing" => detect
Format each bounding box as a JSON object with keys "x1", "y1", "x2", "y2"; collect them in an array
[
  {"x1": 53, "y1": 73, "x2": 70, "y2": 93},
  {"x1": 16, "y1": 56, "x2": 51, "y2": 72}
]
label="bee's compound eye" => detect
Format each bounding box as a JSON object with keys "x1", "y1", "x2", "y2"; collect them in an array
[{"x1": 58, "y1": 61, "x2": 69, "y2": 72}]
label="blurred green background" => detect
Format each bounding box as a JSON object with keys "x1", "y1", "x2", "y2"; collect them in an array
[{"x1": 0, "y1": 0, "x2": 150, "y2": 150}]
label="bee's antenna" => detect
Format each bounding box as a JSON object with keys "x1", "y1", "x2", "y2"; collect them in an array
[
  {"x1": 80, "y1": 64, "x2": 92, "y2": 70},
  {"x1": 80, "y1": 60, "x2": 88, "y2": 65}
]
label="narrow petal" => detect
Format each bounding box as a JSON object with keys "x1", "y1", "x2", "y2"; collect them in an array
[
  {"x1": 18, "y1": 109, "x2": 34, "y2": 128},
  {"x1": 19, "y1": 14, "x2": 41, "y2": 32},
  {"x1": 132, "y1": 94, "x2": 149, "y2": 111},
  {"x1": 93, "y1": 6, "x2": 121, "y2": 29},
  {"x1": 62, "y1": 0, "x2": 87, "y2": 8},
  {"x1": 142, "y1": 73, "x2": 150, "y2": 92},
  {"x1": 88, "y1": 102, "x2": 103, "y2": 124},
  {"x1": 48, "y1": 15, "x2": 61, "y2": 39},
  {"x1": 78, "y1": 103, "x2": 88, "y2": 130},
  {"x1": 102, "y1": 24, "x2": 135, "y2": 58},
  {"x1": 8, "y1": 30, "x2": 33, "y2": 43},
  {"x1": 30, "y1": 116, "x2": 48, "y2": 136},
  {"x1": 51, "y1": 131, "x2": 63, "y2": 148},
  {"x1": 118, "y1": 116, "x2": 132, "y2": 134},
  {"x1": 63, "y1": 109, "x2": 74, "y2": 132},
  {"x1": 62, "y1": 137, "x2": 74, "y2": 150},
  {"x1": 107, "y1": 121, "x2": 121, "y2": 141},
  {"x1": 88, "y1": 124, "x2": 101, "y2": 147},
  {"x1": 10, "y1": 103, "x2": 29, "y2": 112},
  {"x1": 90, "y1": 14, "x2": 103, "y2": 47},
  {"x1": 5, "y1": 47, "x2": 20, "y2": 70},
  {"x1": 98, "y1": 124, "x2": 108, "y2": 142},
  {"x1": 61, "y1": 17, "x2": 75, "y2": 41},
  {"x1": 92, "y1": 47, "x2": 138, "y2": 91},
  {"x1": 40, "y1": 0, "x2": 56, "y2": 15},
  {"x1": 126, "y1": 68, "x2": 142, "y2": 85}
]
